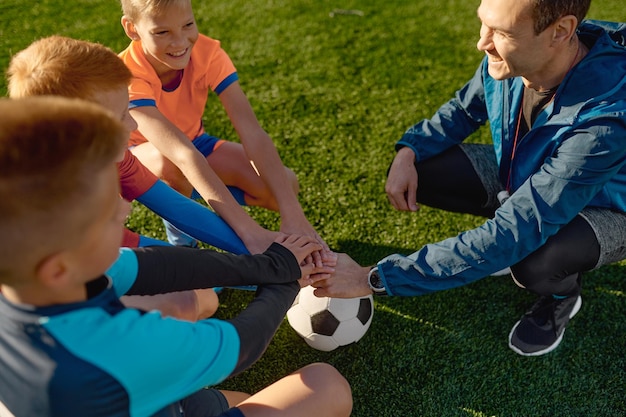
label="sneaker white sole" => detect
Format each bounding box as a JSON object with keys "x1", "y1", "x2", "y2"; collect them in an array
[{"x1": 508, "y1": 295, "x2": 582, "y2": 357}]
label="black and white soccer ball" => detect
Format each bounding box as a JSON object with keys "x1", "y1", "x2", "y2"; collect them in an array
[{"x1": 286, "y1": 285, "x2": 374, "y2": 351}]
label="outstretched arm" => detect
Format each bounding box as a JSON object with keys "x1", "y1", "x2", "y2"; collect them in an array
[
  {"x1": 226, "y1": 237, "x2": 334, "y2": 375},
  {"x1": 124, "y1": 243, "x2": 299, "y2": 295},
  {"x1": 219, "y1": 82, "x2": 333, "y2": 265},
  {"x1": 130, "y1": 105, "x2": 278, "y2": 254},
  {"x1": 227, "y1": 281, "x2": 299, "y2": 375},
  {"x1": 114, "y1": 235, "x2": 331, "y2": 296}
]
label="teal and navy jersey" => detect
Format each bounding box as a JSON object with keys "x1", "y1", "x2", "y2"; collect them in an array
[{"x1": 0, "y1": 243, "x2": 301, "y2": 416}]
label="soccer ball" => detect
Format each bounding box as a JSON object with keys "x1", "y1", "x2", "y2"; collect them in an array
[{"x1": 286, "y1": 285, "x2": 374, "y2": 351}]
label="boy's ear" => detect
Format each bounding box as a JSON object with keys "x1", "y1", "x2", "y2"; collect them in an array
[
  {"x1": 121, "y1": 16, "x2": 140, "y2": 41},
  {"x1": 35, "y1": 252, "x2": 72, "y2": 290}
]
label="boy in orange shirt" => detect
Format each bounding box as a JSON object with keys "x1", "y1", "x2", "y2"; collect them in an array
[{"x1": 118, "y1": 0, "x2": 335, "y2": 267}]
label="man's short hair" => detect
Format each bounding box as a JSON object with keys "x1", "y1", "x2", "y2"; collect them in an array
[
  {"x1": 531, "y1": 0, "x2": 591, "y2": 35},
  {"x1": 7, "y1": 36, "x2": 132, "y2": 100},
  {"x1": 0, "y1": 96, "x2": 126, "y2": 281}
]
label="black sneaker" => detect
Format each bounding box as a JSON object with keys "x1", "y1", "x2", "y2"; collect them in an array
[{"x1": 508, "y1": 294, "x2": 582, "y2": 356}]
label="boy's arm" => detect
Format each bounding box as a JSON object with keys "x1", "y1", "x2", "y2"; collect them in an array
[
  {"x1": 124, "y1": 243, "x2": 302, "y2": 296},
  {"x1": 227, "y1": 281, "x2": 299, "y2": 375},
  {"x1": 55, "y1": 280, "x2": 299, "y2": 415},
  {"x1": 218, "y1": 83, "x2": 331, "y2": 260},
  {"x1": 130, "y1": 105, "x2": 277, "y2": 254}
]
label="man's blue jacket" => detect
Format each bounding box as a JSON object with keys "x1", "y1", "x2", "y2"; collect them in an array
[{"x1": 379, "y1": 20, "x2": 626, "y2": 296}]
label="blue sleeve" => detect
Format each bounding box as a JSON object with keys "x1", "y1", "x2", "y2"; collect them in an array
[
  {"x1": 136, "y1": 180, "x2": 248, "y2": 254},
  {"x1": 106, "y1": 248, "x2": 139, "y2": 297},
  {"x1": 43, "y1": 308, "x2": 239, "y2": 417},
  {"x1": 396, "y1": 61, "x2": 488, "y2": 162},
  {"x1": 379, "y1": 113, "x2": 626, "y2": 297}
]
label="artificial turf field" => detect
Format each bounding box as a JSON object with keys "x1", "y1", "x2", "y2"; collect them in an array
[{"x1": 1, "y1": 1, "x2": 625, "y2": 415}]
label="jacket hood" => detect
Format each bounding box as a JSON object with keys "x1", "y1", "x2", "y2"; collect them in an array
[{"x1": 562, "y1": 20, "x2": 626, "y2": 108}]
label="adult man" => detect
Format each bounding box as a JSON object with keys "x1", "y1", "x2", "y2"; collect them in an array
[{"x1": 315, "y1": 0, "x2": 626, "y2": 356}]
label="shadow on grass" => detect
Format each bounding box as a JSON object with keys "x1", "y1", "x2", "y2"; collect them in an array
[
  {"x1": 333, "y1": 238, "x2": 417, "y2": 265},
  {"x1": 217, "y1": 249, "x2": 626, "y2": 416}
]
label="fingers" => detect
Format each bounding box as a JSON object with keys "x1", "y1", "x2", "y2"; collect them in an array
[
  {"x1": 320, "y1": 249, "x2": 338, "y2": 267},
  {"x1": 305, "y1": 232, "x2": 329, "y2": 267},
  {"x1": 299, "y1": 264, "x2": 334, "y2": 282},
  {"x1": 275, "y1": 234, "x2": 324, "y2": 263},
  {"x1": 387, "y1": 191, "x2": 408, "y2": 211},
  {"x1": 298, "y1": 274, "x2": 332, "y2": 288},
  {"x1": 307, "y1": 266, "x2": 334, "y2": 282},
  {"x1": 386, "y1": 147, "x2": 419, "y2": 211},
  {"x1": 309, "y1": 280, "x2": 348, "y2": 298},
  {"x1": 275, "y1": 233, "x2": 317, "y2": 246},
  {"x1": 385, "y1": 173, "x2": 410, "y2": 211},
  {"x1": 275, "y1": 235, "x2": 338, "y2": 279},
  {"x1": 311, "y1": 250, "x2": 323, "y2": 268},
  {"x1": 312, "y1": 286, "x2": 330, "y2": 298},
  {"x1": 314, "y1": 233, "x2": 331, "y2": 253}
]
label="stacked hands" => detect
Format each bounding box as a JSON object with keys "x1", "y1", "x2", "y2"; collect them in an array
[
  {"x1": 271, "y1": 234, "x2": 337, "y2": 288},
  {"x1": 287, "y1": 147, "x2": 415, "y2": 299},
  {"x1": 310, "y1": 253, "x2": 370, "y2": 299},
  {"x1": 276, "y1": 233, "x2": 366, "y2": 299}
]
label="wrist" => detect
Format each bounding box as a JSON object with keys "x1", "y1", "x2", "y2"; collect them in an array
[
  {"x1": 278, "y1": 203, "x2": 308, "y2": 225},
  {"x1": 396, "y1": 146, "x2": 416, "y2": 161}
]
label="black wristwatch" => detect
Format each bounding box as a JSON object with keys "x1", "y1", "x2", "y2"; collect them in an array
[{"x1": 367, "y1": 266, "x2": 388, "y2": 296}]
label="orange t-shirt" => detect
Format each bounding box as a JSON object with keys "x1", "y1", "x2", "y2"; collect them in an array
[{"x1": 119, "y1": 34, "x2": 238, "y2": 146}]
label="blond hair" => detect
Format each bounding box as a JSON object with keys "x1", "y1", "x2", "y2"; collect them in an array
[
  {"x1": 120, "y1": 0, "x2": 189, "y2": 22},
  {"x1": 0, "y1": 96, "x2": 126, "y2": 281},
  {"x1": 7, "y1": 36, "x2": 131, "y2": 100}
]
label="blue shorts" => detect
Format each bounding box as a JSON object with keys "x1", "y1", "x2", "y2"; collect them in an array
[
  {"x1": 192, "y1": 133, "x2": 225, "y2": 157},
  {"x1": 217, "y1": 408, "x2": 245, "y2": 417},
  {"x1": 186, "y1": 133, "x2": 246, "y2": 204}
]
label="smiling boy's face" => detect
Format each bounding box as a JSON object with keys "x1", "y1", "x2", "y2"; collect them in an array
[{"x1": 123, "y1": 0, "x2": 199, "y2": 78}]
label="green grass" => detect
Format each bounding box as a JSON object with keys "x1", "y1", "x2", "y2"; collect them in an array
[{"x1": 2, "y1": 1, "x2": 626, "y2": 416}]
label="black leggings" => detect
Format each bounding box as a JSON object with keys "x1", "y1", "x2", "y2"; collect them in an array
[{"x1": 411, "y1": 145, "x2": 600, "y2": 297}]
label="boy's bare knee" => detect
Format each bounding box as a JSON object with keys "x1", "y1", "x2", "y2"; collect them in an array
[
  {"x1": 121, "y1": 290, "x2": 219, "y2": 322},
  {"x1": 299, "y1": 363, "x2": 353, "y2": 412},
  {"x1": 220, "y1": 390, "x2": 251, "y2": 408},
  {"x1": 193, "y1": 288, "x2": 219, "y2": 319}
]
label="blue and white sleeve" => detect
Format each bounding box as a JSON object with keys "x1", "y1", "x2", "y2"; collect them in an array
[{"x1": 106, "y1": 248, "x2": 139, "y2": 297}]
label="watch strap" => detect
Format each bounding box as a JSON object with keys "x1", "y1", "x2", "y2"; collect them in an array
[{"x1": 368, "y1": 267, "x2": 388, "y2": 295}]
